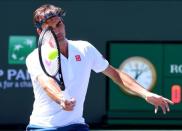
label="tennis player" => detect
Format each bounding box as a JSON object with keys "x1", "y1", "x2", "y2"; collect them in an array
[{"x1": 26, "y1": 4, "x2": 174, "y2": 131}]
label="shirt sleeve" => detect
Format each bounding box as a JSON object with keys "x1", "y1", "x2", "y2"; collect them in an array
[
  {"x1": 26, "y1": 49, "x2": 45, "y2": 82},
  {"x1": 88, "y1": 43, "x2": 109, "y2": 73}
]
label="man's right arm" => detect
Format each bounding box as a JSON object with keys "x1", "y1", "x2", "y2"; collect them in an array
[
  {"x1": 36, "y1": 74, "x2": 76, "y2": 111},
  {"x1": 26, "y1": 50, "x2": 75, "y2": 111},
  {"x1": 37, "y1": 74, "x2": 63, "y2": 104}
]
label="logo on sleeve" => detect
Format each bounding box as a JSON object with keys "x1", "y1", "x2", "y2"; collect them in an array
[{"x1": 75, "y1": 55, "x2": 81, "y2": 61}]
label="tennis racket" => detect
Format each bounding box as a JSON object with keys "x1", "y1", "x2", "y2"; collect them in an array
[{"x1": 38, "y1": 27, "x2": 65, "y2": 91}]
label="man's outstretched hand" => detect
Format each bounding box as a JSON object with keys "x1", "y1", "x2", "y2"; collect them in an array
[{"x1": 145, "y1": 93, "x2": 174, "y2": 114}]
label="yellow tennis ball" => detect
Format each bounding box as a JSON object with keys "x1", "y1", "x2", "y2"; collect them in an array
[{"x1": 48, "y1": 49, "x2": 58, "y2": 60}]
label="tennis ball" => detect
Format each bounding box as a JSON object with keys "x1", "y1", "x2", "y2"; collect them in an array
[{"x1": 48, "y1": 49, "x2": 58, "y2": 60}]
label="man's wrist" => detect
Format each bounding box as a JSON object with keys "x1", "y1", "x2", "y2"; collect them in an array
[{"x1": 59, "y1": 95, "x2": 65, "y2": 107}]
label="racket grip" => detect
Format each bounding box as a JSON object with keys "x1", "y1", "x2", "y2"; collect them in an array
[
  {"x1": 54, "y1": 78, "x2": 65, "y2": 91},
  {"x1": 60, "y1": 81, "x2": 65, "y2": 91}
]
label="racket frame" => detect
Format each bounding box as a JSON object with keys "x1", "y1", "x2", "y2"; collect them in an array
[{"x1": 38, "y1": 27, "x2": 65, "y2": 90}]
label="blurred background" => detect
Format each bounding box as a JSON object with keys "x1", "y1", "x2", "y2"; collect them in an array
[{"x1": 0, "y1": 0, "x2": 182, "y2": 130}]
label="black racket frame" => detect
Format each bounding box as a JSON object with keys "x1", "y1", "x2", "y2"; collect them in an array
[{"x1": 38, "y1": 27, "x2": 65, "y2": 90}]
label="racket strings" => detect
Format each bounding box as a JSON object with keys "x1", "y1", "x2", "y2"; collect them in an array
[
  {"x1": 38, "y1": 27, "x2": 65, "y2": 90},
  {"x1": 41, "y1": 30, "x2": 59, "y2": 76}
]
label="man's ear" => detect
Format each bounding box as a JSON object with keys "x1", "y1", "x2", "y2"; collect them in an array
[{"x1": 36, "y1": 28, "x2": 42, "y2": 35}]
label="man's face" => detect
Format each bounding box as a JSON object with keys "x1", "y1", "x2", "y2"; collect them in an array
[{"x1": 42, "y1": 16, "x2": 66, "y2": 42}]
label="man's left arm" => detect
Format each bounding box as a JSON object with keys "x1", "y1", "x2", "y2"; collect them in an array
[{"x1": 102, "y1": 65, "x2": 174, "y2": 114}]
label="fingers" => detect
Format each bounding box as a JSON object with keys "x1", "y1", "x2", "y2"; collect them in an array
[
  {"x1": 160, "y1": 103, "x2": 166, "y2": 114},
  {"x1": 155, "y1": 104, "x2": 166, "y2": 114},
  {"x1": 65, "y1": 100, "x2": 75, "y2": 110},
  {"x1": 163, "y1": 97, "x2": 174, "y2": 105},
  {"x1": 154, "y1": 106, "x2": 158, "y2": 114},
  {"x1": 147, "y1": 93, "x2": 173, "y2": 114},
  {"x1": 155, "y1": 98, "x2": 171, "y2": 114},
  {"x1": 160, "y1": 98, "x2": 172, "y2": 114},
  {"x1": 60, "y1": 98, "x2": 76, "y2": 111},
  {"x1": 164, "y1": 100, "x2": 170, "y2": 112}
]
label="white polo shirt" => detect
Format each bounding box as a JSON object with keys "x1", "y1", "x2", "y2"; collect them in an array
[{"x1": 26, "y1": 40, "x2": 109, "y2": 128}]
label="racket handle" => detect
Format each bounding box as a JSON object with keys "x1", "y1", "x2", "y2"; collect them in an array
[
  {"x1": 54, "y1": 78, "x2": 65, "y2": 91},
  {"x1": 59, "y1": 81, "x2": 65, "y2": 91}
]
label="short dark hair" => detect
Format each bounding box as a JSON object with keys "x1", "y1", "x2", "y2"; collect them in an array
[{"x1": 33, "y1": 4, "x2": 65, "y2": 29}]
